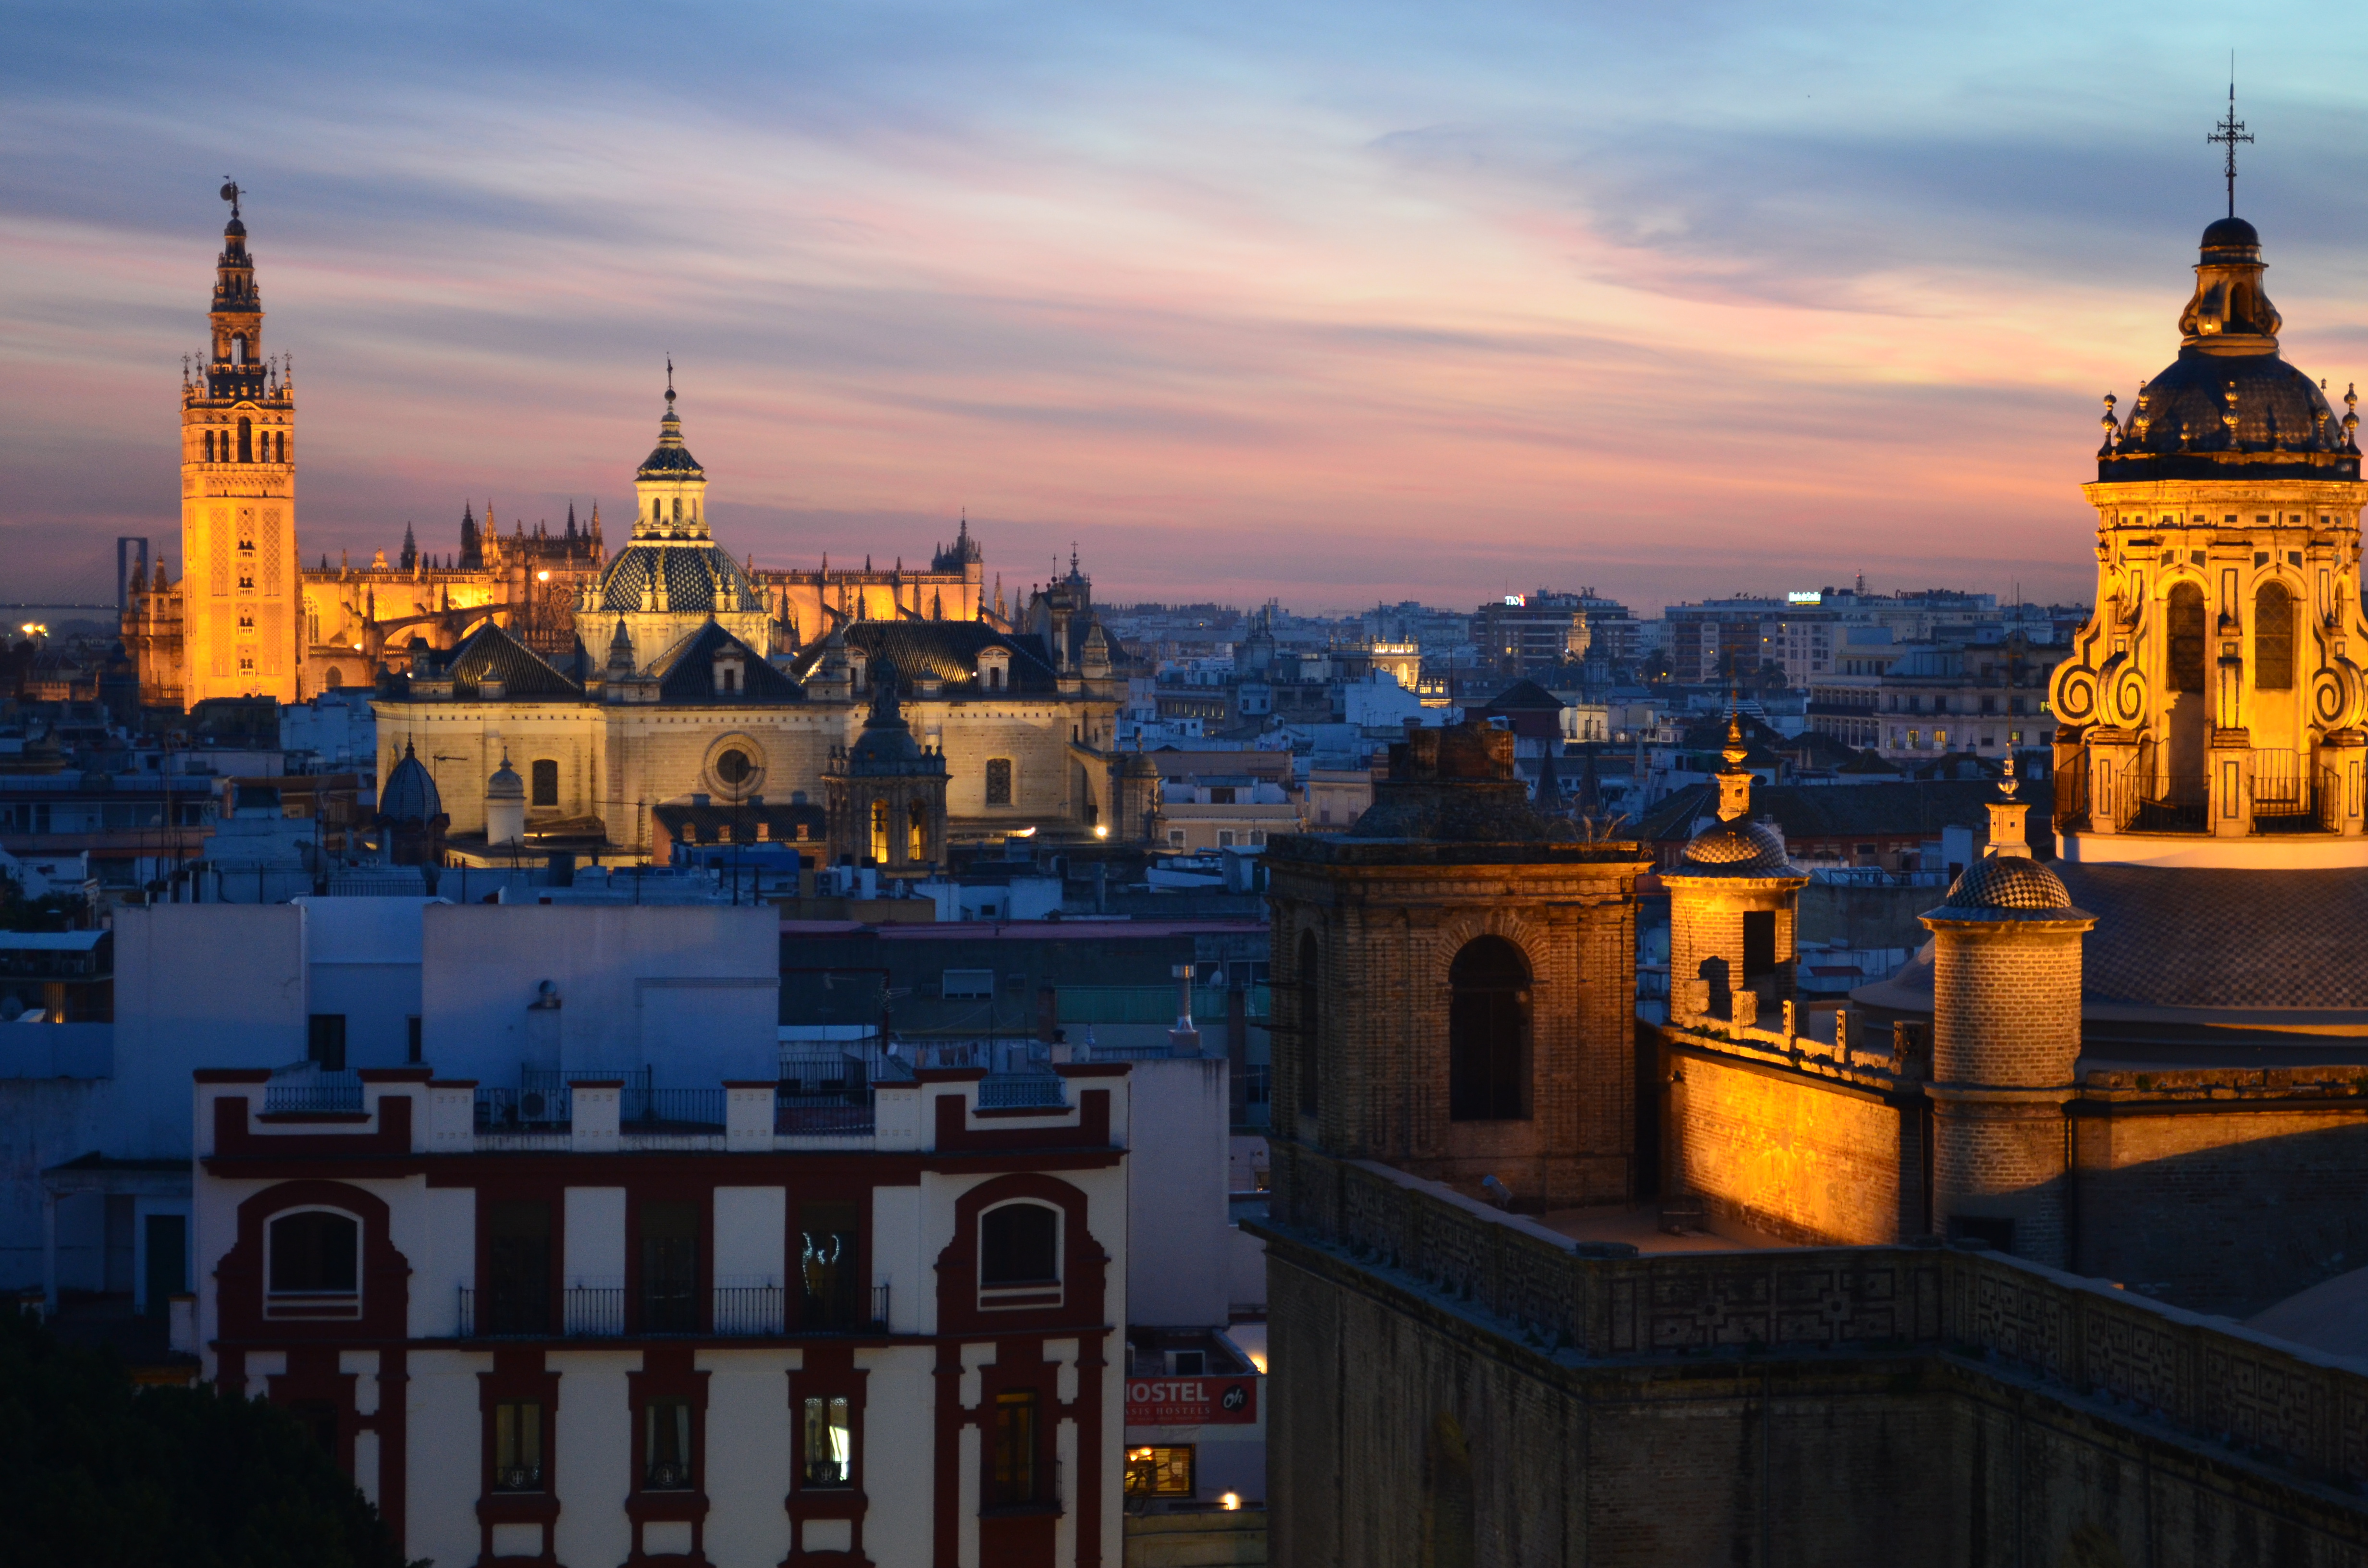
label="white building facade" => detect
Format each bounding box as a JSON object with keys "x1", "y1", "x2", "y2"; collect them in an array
[{"x1": 189, "y1": 904, "x2": 1129, "y2": 1568}]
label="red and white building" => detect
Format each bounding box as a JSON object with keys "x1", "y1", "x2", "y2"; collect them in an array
[{"x1": 190, "y1": 904, "x2": 1129, "y2": 1568}]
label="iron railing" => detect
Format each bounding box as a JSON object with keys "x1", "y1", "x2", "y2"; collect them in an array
[
  {"x1": 2250, "y1": 750, "x2": 2317, "y2": 833},
  {"x1": 2052, "y1": 748, "x2": 2089, "y2": 831},
  {"x1": 633, "y1": 1089, "x2": 725, "y2": 1129},
  {"x1": 2117, "y1": 772, "x2": 2207, "y2": 834},
  {"x1": 564, "y1": 1286, "x2": 626, "y2": 1337},
  {"x1": 455, "y1": 1281, "x2": 883, "y2": 1338},
  {"x1": 776, "y1": 1091, "x2": 876, "y2": 1135},
  {"x1": 977, "y1": 1072, "x2": 1069, "y2": 1110},
  {"x1": 713, "y1": 1285, "x2": 784, "y2": 1335},
  {"x1": 2320, "y1": 764, "x2": 2356, "y2": 833},
  {"x1": 265, "y1": 1068, "x2": 362, "y2": 1115}
]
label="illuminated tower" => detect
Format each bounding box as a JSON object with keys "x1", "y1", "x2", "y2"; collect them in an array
[
  {"x1": 181, "y1": 182, "x2": 300, "y2": 704},
  {"x1": 2052, "y1": 111, "x2": 2368, "y2": 863}
]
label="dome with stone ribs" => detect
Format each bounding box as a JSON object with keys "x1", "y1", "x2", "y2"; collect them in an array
[{"x1": 592, "y1": 541, "x2": 760, "y2": 615}]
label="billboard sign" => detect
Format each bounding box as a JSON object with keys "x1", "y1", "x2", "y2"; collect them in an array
[{"x1": 1126, "y1": 1376, "x2": 1259, "y2": 1426}]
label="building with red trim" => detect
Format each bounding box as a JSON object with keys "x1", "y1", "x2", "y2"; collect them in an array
[{"x1": 190, "y1": 904, "x2": 1128, "y2": 1568}]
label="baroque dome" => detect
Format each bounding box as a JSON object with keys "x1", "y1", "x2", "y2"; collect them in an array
[
  {"x1": 2098, "y1": 217, "x2": 2361, "y2": 482},
  {"x1": 592, "y1": 540, "x2": 761, "y2": 615}
]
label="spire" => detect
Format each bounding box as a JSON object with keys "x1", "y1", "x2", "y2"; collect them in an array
[
  {"x1": 1986, "y1": 757, "x2": 2032, "y2": 857},
  {"x1": 398, "y1": 522, "x2": 417, "y2": 571},
  {"x1": 2208, "y1": 70, "x2": 2252, "y2": 220},
  {"x1": 1714, "y1": 695, "x2": 1754, "y2": 821}
]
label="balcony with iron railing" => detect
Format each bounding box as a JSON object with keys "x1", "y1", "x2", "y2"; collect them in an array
[
  {"x1": 265, "y1": 1064, "x2": 363, "y2": 1115},
  {"x1": 455, "y1": 1281, "x2": 889, "y2": 1339}
]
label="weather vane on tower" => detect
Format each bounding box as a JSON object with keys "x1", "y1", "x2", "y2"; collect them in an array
[
  {"x1": 2207, "y1": 66, "x2": 2251, "y2": 220},
  {"x1": 219, "y1": 177, "x2": 241, "y2": 219}
]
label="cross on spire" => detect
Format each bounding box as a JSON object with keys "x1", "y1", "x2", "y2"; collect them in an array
[{"x1": 2208, "y1": 72, "x2": 2252, "y2": 220}]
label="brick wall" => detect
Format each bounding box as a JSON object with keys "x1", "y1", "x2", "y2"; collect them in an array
[
  {"x1": 2078, "y1": 1091, "x2": 2368, "y2": 1314},
  {"x1": 1666, "y1": 879, "x2": 1799, "y2": 1012},
  {"x1": 1929, "y1": 925, "x2": 2084, "y2": 1088},
  {"x1": 1261, "y1": 1144, "x2": 2368, "y2": 1568},
  {"x1": 1268, "y1": 847, "x2": 1646, "y2": 1209},
  {"x1": 1666, "y1": 1045, "x2": 1913, "y2": 1245}
]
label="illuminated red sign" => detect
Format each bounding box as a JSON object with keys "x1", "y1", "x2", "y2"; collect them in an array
[{"x1": 1125, "y1": 1376, "x2": 1258, "y2": 1426}]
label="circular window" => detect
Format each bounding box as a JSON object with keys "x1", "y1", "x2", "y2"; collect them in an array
[{"x1": 715, "y1": 749, "x2": 752, "y2": 786}]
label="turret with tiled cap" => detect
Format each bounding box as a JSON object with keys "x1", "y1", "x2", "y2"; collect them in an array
[
  {"x1": 1663, "y1": 702, "x2": 1807, "y2": 1023},
  {"x1": 1919, "y1": 757, "x2": 2096, "y2": 1265}
]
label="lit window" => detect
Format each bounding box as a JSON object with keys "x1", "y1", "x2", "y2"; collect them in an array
[
  {"x1": 802, "y1": 1396, "x2": 852, "y2": 1488},
  {"x1": 1126, "y1": 1446, "x2": 1195, "y2": 1497},
  {"x1": 987, "y1": 1390, "x2": 1039, "y2": 1507}
]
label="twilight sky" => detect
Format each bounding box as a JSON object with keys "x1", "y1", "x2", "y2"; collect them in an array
[{"x1": 7, "y1": 3, "x2": 2368, "y2": 615}]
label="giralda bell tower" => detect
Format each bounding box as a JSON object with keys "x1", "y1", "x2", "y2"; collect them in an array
[{"x1": 181, "y1": 181, "x2": 300, "y2": 704}]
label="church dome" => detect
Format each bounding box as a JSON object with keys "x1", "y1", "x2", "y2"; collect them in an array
[
  {"x1": 593, "y1": 541, "x2": 759, "y2": 615},
  {"x1": 2099, "y1": 217, "x2": 2360, "y2": 482},
  {"x1": 1929, "y1": 854, "x2": 2083, "y2": 920},
  {"x1": 1676, "y1": 818, "x2": 1796, "y2": 877},
  {"x1": 378, "y1": 743, "x2": 444, "y2": 826}
]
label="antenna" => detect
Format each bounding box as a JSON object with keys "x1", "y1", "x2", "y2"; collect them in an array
[{"x1": 2207, "y1": 60, "x2": 2252, "y2": 220}]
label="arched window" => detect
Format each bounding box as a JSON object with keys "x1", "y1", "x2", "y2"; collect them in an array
[
  {"x1": 233, "y1": 335, "x2": 248, "y2": 365},
  {"x1": 1296, "y1": 929, "x2": 1320, "y2": 1118},
  {"x1": 2167, "y1": 582, "x2": 2206, "y2": 693},
  {"x1": 980, "y1": 1202, "x2": 1059, "y2": 1286},
  {"x1": 1447, "y1": 936, "x2": 1530, "y2": 1122},
  {"x1": 652, "y1": 498, "x2": 662, "y2": 525},
  {"x1": 2256, "y1": 580, "x2": 2295, "y2": 690},
  {"x1": 236, "y1": 417, "x2": 253, "y2": 464},
  {"x1": 984, "y1": 759, "x2": 1013, "y2": 807},
  {"x1": 672, "y1": 496, "x2": 682, "y2": 523},
  {"x1": 268, "y1": 1210, "x2": 358, "y2": 1298},
  {"x1": 530, "y1": 759, "x2": 558, "y2": 807},
  {"x1": 908, "y1": 799, "x2": 928, "y2": 862},
  {"x1": 201, "y1": 430, "x2": 215, "y2": 462}
]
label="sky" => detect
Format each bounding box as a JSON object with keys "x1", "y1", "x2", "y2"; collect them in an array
[{"x1": 8, "y1": 3, "x2": 2368, "y2": 616}]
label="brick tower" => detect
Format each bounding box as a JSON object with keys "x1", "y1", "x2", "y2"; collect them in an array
[
  {"x1": 1663, "y1": 713, "x2": 1807, "y2": 1024},
  {"x1": 181, "y1": 182, "x2": 301, "y2": 703},
  {"x1": 1919, "y1": 764, "x2": 2097, "y2": 1263},
  {"x1": 1266, "y1": 719, "x2": 1650, "y2": 1209}
]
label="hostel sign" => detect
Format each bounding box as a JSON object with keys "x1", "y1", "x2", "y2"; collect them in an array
[{"x1": 1126, "y1": 1376, "x2": 1258, "y2": 1426}]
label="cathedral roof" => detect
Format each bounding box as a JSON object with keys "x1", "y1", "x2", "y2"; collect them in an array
[
  {"x1": 2097, "y1": 217, "x2": 2361, "y2": 483},
  {"x1": 593, "y1": 541, "x2": 761, "y2": 615},
  {"x1": 786, "y1": 622, "x2": 1064, "y2": 696},
  {"x1": 439, "y1": 618, "x2": 583, "y2": 699},
  {"x1": 378, "y1": 742, "x2": 444, "y2": 826},
  {"x1": 643, "y1": 620, "x2": 803, "y2": 703}
]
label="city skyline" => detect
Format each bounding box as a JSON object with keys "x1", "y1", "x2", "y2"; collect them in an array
[{"x1": 10, "y1": 5, "x2": 2368, "y2": 614}]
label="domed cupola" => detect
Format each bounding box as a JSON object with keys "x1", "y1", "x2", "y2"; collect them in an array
[
  {"x1": 574, "y1": 368, "x2": 776, "y2": 671},
  {"x1": 1672, "y1": 716, "x2": 1802, "y2": 881},
  {"x1": 2097, "y1": 218, "x2": 2360, "y2": 483}
]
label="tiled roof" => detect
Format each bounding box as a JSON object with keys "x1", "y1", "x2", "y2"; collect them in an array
[
  {"x1": 643, "y1": 621, "x2": 804, "y2": 704},
  {"x1": 1480, "y1": 679, "x2": 1564, "y2": 711},
  {"x1": 787, "y1": 622, "x2": 1064, "y2": 695},
  {"x1": 2060, "y1": 864, "x2": 2368, "y2": 1009},
  {"x1": 442, "y1": 619, "x2": 582, "y2": 699}
]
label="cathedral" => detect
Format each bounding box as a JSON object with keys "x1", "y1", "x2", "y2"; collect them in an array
[{"x1": 126, "y1": 192, "x2": 1135, "y2": 860}]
